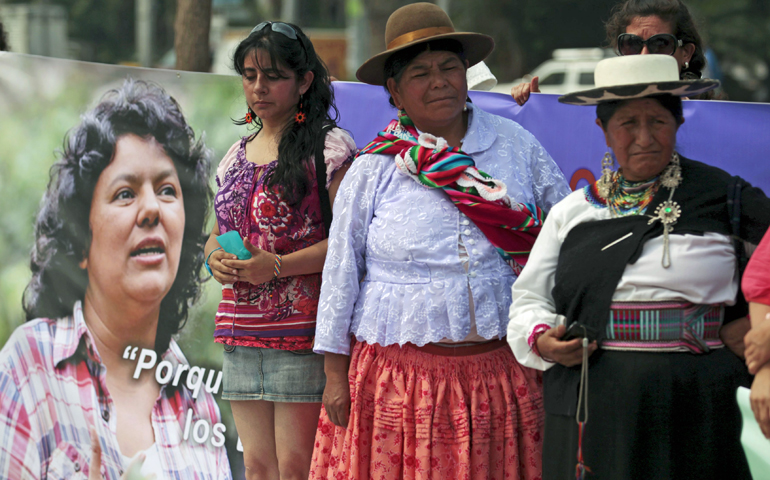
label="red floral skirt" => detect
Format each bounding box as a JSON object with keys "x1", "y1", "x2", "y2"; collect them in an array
[{"x1": 309, "y1": 340, "x2": 544, "y2": 479}]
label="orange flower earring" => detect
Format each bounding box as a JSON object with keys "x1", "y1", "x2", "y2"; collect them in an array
[
  {"x1": 245, "y1": 110, "x2": 254, "y2": 123},
  {"x1": 295, "y1": 96, "x2": 306, "y2": 124}
]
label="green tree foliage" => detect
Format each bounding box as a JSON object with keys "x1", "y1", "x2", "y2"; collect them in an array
[
  {"x1": 6, "y1": 0, "x2": 177, "y2": 64},
  {"x1": 451, "y1": 0, "x2": 618, "y2": 81},
  {"x1": 687, "y1": 0, "x2": 770, "y2": 100},
  {"x1": 298, "y1": 0, "x2": 346, "y2": 28}
]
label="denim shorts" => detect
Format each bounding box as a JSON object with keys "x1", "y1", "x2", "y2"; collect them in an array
[{"x1": 221, "y1": 344, "x2": 326, "y2": 403}]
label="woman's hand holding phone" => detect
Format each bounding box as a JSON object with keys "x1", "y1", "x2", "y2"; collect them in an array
[
  {"x1": 221, "y1": 238, "x2": 278, "y2": 285},
  {"x1": 536, "y1": 324, "x2": 598, "y2": 367},
  {"x1": 208, "y1": 248, "x2": 240, "y2": 285}
]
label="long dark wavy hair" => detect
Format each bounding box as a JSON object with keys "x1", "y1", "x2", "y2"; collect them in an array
[
  {"x1": 22, "y1": 79, "x2": 212, "y2": 354},
  {"x1": 605, "y1": 0, "x2": 706, "y2": 79},
  {"x1": 233, "y1": 23, "x2": 339, "y2": 206}
]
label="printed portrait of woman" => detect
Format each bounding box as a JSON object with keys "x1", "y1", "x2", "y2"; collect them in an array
[{"x1": 0, "y1": 79, "x2": 231, "y2": 479}]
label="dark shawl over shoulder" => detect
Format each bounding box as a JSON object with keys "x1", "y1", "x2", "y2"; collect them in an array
[{"x1": 543, "y1": 156, "x2": 770, "y2": 416}]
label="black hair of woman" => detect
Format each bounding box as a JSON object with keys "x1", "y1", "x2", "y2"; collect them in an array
[
  {"x1": 605, "y1": 0, "x2": 706, "y2": 79},
  {"x1": 232, "y1": 22, "x2": 340, "y2": 207},
  {"x1": 597, "y1": 94, "x2": 684, "y2": 128},
  {"x1": 22, "y1": 78, "x2": 212, "y2": 354}
]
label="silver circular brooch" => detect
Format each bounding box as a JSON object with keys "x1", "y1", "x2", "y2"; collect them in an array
[{"x1": 653, "y1": 200, "x2": 681, "y2": 225}]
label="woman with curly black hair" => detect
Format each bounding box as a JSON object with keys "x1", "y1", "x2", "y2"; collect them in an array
[
  {"x1": 203, "y1": 21, "x2": 355, "y2": 480},
  {"x1": 0, "y1": 79, "x2": 231, "y2": 479}
]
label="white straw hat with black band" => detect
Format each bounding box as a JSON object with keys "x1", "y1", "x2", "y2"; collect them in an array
[{"x1": 559, "y1": 55, "x2": 719, "y2": 105}]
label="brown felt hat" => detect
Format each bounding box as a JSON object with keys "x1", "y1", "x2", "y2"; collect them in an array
[{"x1": 355, "y1": 2, "x2": 495, "y2": 86}]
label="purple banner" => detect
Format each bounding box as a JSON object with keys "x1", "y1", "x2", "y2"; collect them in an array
[{"x1": 332, "y1": 81, "x2": 770, "y2": 193}]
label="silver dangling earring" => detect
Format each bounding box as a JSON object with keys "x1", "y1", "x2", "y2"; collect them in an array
[
  {"x1": 393, "y1": 108, "x2": 407, "y2": 136},
  {"x1": 660, "y1": 151, "x2": 682, "y2": 189},
  {"x1": 683, "y1": 61, "x2": 689, "y2": 70},
  {"x1": 596, "y1": 151, "x2": 616, "y2": 199}
]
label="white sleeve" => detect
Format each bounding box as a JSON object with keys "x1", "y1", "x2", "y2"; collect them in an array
[
  {"x1": 313, "y1": 154, "x2": 383, "y2": 355},
  {"x1": 507, "y1": 196, "x2": 571, "y2": 370},
  {"x1": 527, "y1": 131, "x2": 572, "y2": 212}
]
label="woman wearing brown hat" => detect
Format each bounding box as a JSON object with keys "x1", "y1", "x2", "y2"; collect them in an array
[{"x1": 309, "y1": 3, "x2": 571, "y2": 478}]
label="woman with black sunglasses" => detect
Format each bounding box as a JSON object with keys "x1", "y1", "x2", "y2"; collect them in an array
[
  {"x1": 605, "y1": 0, "x2": 702, "y2": 81},
  {"x1": 512, "y1": 0, "x2": 718, "y2": 105},
  {"x1": 202, "y1": 22, "x2": 356, "y2": 480}
]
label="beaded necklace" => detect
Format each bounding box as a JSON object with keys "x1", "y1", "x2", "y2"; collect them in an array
[
  {"x1": 585, "y1": 174, "x2": 660, "y2": 217},
  {"x1": 585, "y1": 152, "x2": 683, "y2": 267},
  {"x1": 609, "y1": 175, "x2": 660, "y2": 217}
]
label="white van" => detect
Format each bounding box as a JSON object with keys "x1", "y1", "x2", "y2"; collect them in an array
[{"x1": 492, "y1": 48, "x2": 614, "y2": 95}]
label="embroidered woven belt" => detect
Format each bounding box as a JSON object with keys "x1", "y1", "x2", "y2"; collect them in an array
[{"x1": 602, "y1": 301, "x2": 724, "y2": 354}]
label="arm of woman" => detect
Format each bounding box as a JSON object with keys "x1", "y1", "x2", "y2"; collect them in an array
[
  {"x1": 742, "y1": 227, "x2": 770, "y2": 437},
  {"x1": 743, "y1": 227, "x2": 770, "y2": 373},
  {"x1": 323, "y1": 352, "x2": 351, "y2": 428},
  {"x1": 205, "y1": 140, "x2": 243, "y2": 285},
  {"x1": 746, "y1": 302, "x2": 770, "y2": 374},
  {"x1": 748, "y1": 303, "x2": 770, "y2": 438},
  {"x1": 315, "y1": 155, "x2": 384, "y2": 427},
  {"x1": 526, "y1": 130, "x2": 572, "y2": 212},
  {"x1": 510, "y1": 76, "x2": 540, "y2": 106},
  {"x1": 313, "y1": 155, "x2": 380, "y2": 356},
  {"x1": 508, "y1": 194, "x2": 597, "y2": 369},
  {"x1": 751, "y1": 363, "x2": 770, "y2": 438},
  {"x1": 719, "y1": 183, "x2": 770, "y2": 359},
  {"x1": 315, "y1": 138, "x2": 354, "y2": 429},
  {"x1": 204, "y1": 223, "x2": 240, "y2": 285}
]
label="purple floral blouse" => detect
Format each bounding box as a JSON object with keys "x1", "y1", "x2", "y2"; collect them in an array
[{"x1": 213, "y1": 129, "x2": 356, "y2": 350}]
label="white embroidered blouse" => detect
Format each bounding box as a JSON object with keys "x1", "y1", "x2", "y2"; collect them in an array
[{"x1": 313, "y1": 103, "x2": 572, "y2": 355}]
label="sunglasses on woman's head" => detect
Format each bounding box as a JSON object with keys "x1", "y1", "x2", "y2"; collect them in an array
[
  {"x1": 617, "y1": 33, "x2": 683, "y2": 56},
  {"x1": 251, "y1": 21, "x2": 298, "y2": 40}
]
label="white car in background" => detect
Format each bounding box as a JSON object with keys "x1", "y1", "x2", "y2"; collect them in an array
[{"x1": 492, "y1": 48, "x2": 615, "y2": 96}]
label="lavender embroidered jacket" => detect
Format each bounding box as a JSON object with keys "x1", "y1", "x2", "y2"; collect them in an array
[{"x1": 313, "y1": 103, "x2": 571, "y2": 355}]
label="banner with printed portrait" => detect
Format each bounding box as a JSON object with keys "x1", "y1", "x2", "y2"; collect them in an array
[{"x1": 0, "y1": 51, "x2": 244, "y2": 479}]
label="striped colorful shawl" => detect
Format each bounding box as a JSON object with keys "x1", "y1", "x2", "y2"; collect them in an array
[{"x1": 358, "y1": 113, "x2": 544, "y2": 269}]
